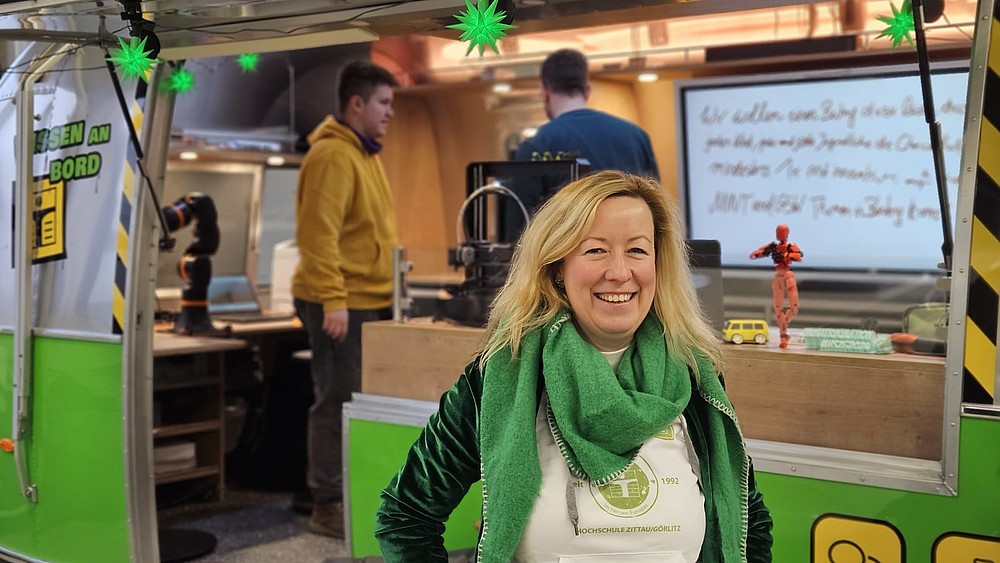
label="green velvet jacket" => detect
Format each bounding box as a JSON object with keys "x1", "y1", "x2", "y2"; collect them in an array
[{"x1": 375, "y1": 360, "x2": 774, "y2": 562}]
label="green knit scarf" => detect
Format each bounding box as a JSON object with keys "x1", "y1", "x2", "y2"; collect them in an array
[{"x1": 479, "y1": 312, "x2": 749, "y2": 562}]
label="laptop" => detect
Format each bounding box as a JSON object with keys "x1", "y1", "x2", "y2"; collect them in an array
[{"x1": 208, "y1": 274, "x2": 296, "y2": 323}]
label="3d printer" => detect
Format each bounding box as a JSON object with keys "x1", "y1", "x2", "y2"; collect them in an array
[{"x1": 435, "y1": 160, "x2": 588, "y2": 327}]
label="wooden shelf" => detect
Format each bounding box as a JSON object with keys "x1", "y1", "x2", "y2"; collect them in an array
[
  {"x1": 155, "y1": 465, "x2": 221, "y2": 485},
  {"x1": 152, "y1": 332, "x2": 250, "y2": 503},
  {"x1": 153, "y1": 420, "x2": 220, "y2": 439}
]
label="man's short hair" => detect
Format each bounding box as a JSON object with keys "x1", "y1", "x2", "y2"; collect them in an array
[
  {"x1": 338, "y1": 60, "x2": 399, "y2": 114},
  {"x1": 541, "y1": 49, "x2": 588, "y2": 97}
]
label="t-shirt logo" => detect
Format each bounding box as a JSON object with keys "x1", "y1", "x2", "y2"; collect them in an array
[
  {"x1": 591, "y1": 456, "x2": 659, "y2": 517},
  {"x1": 654, "y1": 426, "x2": 675, "y2": 440}
]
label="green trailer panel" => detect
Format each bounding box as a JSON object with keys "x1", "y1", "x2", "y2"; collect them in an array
[
  {"x1": 0, "y1": 335, "x2": 129, "y2": 563},
  {"x1": 346, "y1": 392, "x2": 1000, "y2": 563},
  {"x1": 759, "y1": 415, "x2": 1000, "y2": 562},
  {"x1": 347, "y1": 403, "x2": 483, "y2": 558}
]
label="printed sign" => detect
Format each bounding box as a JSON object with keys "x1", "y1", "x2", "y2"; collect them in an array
[
  {"x1": 933, "y1": 532, "x2": 1000, "y2": 563},
  {"x1": 813, "y1": 514, "x2": 904, "y2": 562},
  {"x1": 32, "y1": 177, "x2": 66, "y2": 263}
]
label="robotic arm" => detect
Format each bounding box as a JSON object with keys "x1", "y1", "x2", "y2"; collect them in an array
[{"x1": 161, "y1": 193, "x2": 224, "y2": 335}]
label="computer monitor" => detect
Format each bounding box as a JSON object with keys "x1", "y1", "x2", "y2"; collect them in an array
[
  {"x1": 687, "y1": 239, "x2": 725, "y2": 332},
  {"x1": 155, "y1": 161, "x2": 264, "y2": 304}
]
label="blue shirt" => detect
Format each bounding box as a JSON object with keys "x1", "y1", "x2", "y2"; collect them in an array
[
  {"x1": 505, "y1": 109, "x2": 659, "y2": 239},
  {"x1": 516, "y1": 109, "x2": 659, "y2": 179}
]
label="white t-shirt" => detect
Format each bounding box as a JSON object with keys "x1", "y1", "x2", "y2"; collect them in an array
[{"x1": 512, "y1": 389, "x2": 706, "y2": 563}]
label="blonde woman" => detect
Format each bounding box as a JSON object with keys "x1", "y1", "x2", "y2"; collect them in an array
[{"x1": 376, "y1": 171, "x2": 773, "y2": 562}]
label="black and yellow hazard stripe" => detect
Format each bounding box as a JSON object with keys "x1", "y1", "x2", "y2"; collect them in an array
[
  {"x1": 963, "y1": 2, "x2": 1000, "y2": 404},
  {"x1": 113, "y1": 82, "x2": 146, "y2": 335}
]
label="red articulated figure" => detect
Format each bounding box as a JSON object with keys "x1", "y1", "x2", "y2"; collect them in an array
[{"x1": 749, "y1": 224, "x2": 803, "y2": 348}]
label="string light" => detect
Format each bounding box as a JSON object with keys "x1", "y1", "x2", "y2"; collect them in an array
[
  {"x1": 106, "y1": 35, "x2": 158, "y2": 82},
  {"x1": 237, "y1": 53, "x2": 260, "y2": 73},
  {"x1": 876, "y1": 0, "x2": 916, "y2": 49},
  {"x1": 447, "y1": 0, "x2": 515, "y2": 57},
  {"x1": 167, "y1": 67, "x2": 196, "y2": 93}
]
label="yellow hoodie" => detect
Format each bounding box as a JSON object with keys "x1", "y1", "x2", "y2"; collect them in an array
[{"x1": 291, "y1": 116, "x2": 398, "y2": 312}]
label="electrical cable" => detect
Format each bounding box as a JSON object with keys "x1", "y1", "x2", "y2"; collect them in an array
[
  {"x1": 0, "y1": 26, "x2": 127, "y2": 75},
  {"x1": 149, "y1": 0, "x2": 410, "y2": 38},
  {"x1": 101, "y1": 43, "x2": 176, "y2": 251}
]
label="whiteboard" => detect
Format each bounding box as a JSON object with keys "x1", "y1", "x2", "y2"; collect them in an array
[{"x1": 677, "y1": 65, "x2": 968, "y2": 272}]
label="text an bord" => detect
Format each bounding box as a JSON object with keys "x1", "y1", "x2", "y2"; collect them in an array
[{"x1": 49, "y1": 152, "x2": 102, "y2": 183}]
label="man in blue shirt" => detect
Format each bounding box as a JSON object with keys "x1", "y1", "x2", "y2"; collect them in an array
[{"x1": 507, "y1": 48, "x2": 659, "y2": 238}]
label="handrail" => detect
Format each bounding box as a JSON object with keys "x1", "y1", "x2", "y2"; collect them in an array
[{"x1": 12, "y1": 41, "x2": 75, "y2": 503}]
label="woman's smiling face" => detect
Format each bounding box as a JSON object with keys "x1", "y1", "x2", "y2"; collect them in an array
[{"x1": 559, "y1": 196, "x2": 656, "y2": 351}]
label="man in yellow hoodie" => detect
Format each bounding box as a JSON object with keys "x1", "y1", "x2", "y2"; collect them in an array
[{"x1": 292, "y1": 60, "x2": 399, "y2": 537}]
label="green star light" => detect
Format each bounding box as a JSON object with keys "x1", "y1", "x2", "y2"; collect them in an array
[
  {"x1": 107, "y1": 35, "x2": 158, "y2": 82},
  {"x1": 168, "y1": 67, "x2": 196, "y2": 94},
  {"x1": 876, "y1": 0, "x2": 915, "y2": 49},
  {"x1": 237, "y1": 53, "x2": 260, "y2": 73},
  {"x1": 447, "y1": 0, "x2": 515, "y2": 57}
]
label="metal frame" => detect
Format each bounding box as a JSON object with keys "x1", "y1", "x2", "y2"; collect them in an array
[
  {"x1": 0, "y1": 546, "x2": 53, "y2": 563},
  {"x1": 121, "y1": 67, "x2": 177, "y2": 563},
  {"x1": 748, "y1": 441, "x2": 948, "y2": 494},
  {"x1": 943, "y1": 0, "x2": 997, "y2": 487},
  {"x1": 12, "y1": 41, "x2": 76, "y2": 505},
  {"x1": 963, "y1": 403, "x2": 1000, "y2": 419}
]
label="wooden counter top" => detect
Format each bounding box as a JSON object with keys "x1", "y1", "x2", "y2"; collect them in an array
[
  {"x1": 362, "y1": 319, "x2": 484, "y2": 403},
  {"x1": 153, "y1": 331, "x2": 248, "y2": 357},
  {"x1": 721, "y1": 341, "x2": 944, "y2": 461},
  {"x1": 361, "y1": 320, "x2": 946, "y2": 461}
]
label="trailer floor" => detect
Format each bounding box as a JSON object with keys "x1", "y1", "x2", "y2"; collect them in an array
[{"x1": 158, "y1": 489, "x2": 348, "y2": 563}]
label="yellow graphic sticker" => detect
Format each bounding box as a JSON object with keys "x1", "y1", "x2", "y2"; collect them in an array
[
  {"x1": 32, "y1": 177, "x2": 66, "y2": 263},
  {"x1": 813, "y1": 514, "x2": 904, "y2": 563},
  {"x1": 933, "y1": 532, "x2": 1000, "y2": 563}
]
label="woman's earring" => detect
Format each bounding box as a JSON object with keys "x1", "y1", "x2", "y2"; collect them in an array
[{"x1": 554, "y1": 277, "x2": 565, "y2": 290}]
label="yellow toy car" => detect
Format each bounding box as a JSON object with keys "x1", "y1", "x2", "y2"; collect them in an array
[{"x1": 723, "y1": 319, "x2": 769, "y2": 345}]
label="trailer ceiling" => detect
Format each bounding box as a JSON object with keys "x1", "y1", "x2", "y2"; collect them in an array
[{"x1": 0, "y1": 0, "x2": 835, "y2": 57}]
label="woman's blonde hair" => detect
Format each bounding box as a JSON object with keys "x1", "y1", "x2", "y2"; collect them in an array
[{"x1": 480, "y1": 170, "x2": 723, "y2": 378}]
